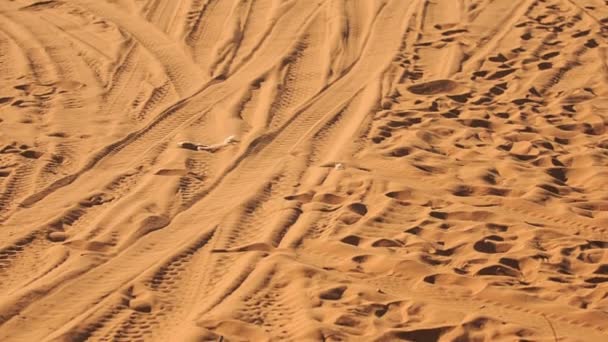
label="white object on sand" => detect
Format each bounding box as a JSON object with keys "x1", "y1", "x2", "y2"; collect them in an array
[{"x1": 223, "y1": 135, "x2": 237, "y2": 144}]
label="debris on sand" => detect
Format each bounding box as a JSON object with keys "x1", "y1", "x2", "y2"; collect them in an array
[{"x1": 177, "y1": 135, "x2": 239, "y2": 152}]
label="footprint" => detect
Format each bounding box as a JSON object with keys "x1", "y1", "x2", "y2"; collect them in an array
[
  {"x1": 486, "y1": 68, "x2": 516, "y2": 80},
  {"x1": 473, "y1": 236, "x2": 513, "y2": 253},
  {"x1": 498, "y1": 257, "x2": 520, "y2": 270},
  {"x1": 472, "y1": 70, "x2": 489, "y2": 78},
  {"x1": 571, "y1": 29, "x2": 590, "y2": 38},
  {"x1": 313, "y1": 193, "x2": 346, "y2": 205},
  {"x1": 319, "y1": 285, "x2": 347, "y2": 300},
  {"x1": 334, "y1": 315, "x2": 360, "y2": 327},
  {"x1": 284, "y1": 192, "x2": 314, "y2": 202},
  {"x1": 11, "y1": 99, "x2": 38, "y2": 108},
  {"x1": 447, "y1": 93, "x2": 472, "y2": 103},
  {"x1": 387, "y1": 147, "x2": 411, "y2": 157},
  {"x1": 460, "y1": 118, "x2": 491, "y2": 128},
  {"x1": 47, "y1": 132, "x2": 68, "y2": 138},
  {"x1": 351, "y1": 255, "x2": 370, "y2": 263},
  {"x1": 347, "y1": 203, "x2": 367, "y2": 216},
  {"x1": 585, "y1": 277, "x2": 608, "y2": 284},
  {"x1": 212, "y1": 242, "x2": 275, "y2": 253},
  {"x1": 488, "y1": 54, "x2": 508, "y2": 63},
  {"x1": 541, "y1": 51, "x2": 560, "y2": 60},
  {"x1": 442, "y1": 28, "x2": 468, "y2": 36},
  {"x1": 593, "y1": 264, "x2": 608, "y2": 275},
  {"x1": 154, "y1": 168, "x2": 189, "y2": 176},
  {"x1": 538, "y1": 62, "x2": 552, "y2": 70},
  {"x1": 341, "y1": 235, "x2": 361, "y2": 246},
  {"x1": 406, "y1": 79, "x2": 463, "y2": 95},
  {"x1": 422, "y1": 273, "x2": 487, "y2": 294},
  {"x1": 371, "y1": 239, "x2": 402, "y2": 248},
  {"x1": 19, "y1": 150, "x2": 43, "y2": 159},
  {"x1": 385, "y1": 189, "x2": 413, "y2": 201},
  {"x1": 585, "y1": 39, "x2": 599, "y2": 48},
  {"x1": 405, "y1": 226, "x2": 423, "y2": 235},
  {"x1": 489, "y1": 84, "x2": 506, "y2": 95},
  {"x1": 486, "y1": 223, "x2": 509, "y2": 232},
  {"x1": 475, "y1": 264, "x2": 520, "y2": 277},
  {"x1": 451, "y1": 185, "x2": 474, "y2": 197},
  {"x1": 546, "y1": 167, "x2": 567, "y2": 182},
  {"x1": 442, "y1": 109, "x2": 460, "y2": 118},
  {"x1": 383, "y1": 327, "x2": 448, "y2": 342}
]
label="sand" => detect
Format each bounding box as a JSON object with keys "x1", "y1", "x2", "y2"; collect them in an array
[{"x1": 1, "y1": 0, "x2": 608, "y2": 341}]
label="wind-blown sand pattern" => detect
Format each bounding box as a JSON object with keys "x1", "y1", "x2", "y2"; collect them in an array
[{"x1": 1, "y1": 0, "x2": 608, "y2": 341}]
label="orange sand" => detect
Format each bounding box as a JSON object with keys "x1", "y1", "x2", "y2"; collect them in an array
[{"x1": 1, "y1": 0, "x2": 608, "y2": 341}]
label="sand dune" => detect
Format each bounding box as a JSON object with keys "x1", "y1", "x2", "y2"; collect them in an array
[{"x1": 1, "y1": 0, "x2": 608, "y2": 341}]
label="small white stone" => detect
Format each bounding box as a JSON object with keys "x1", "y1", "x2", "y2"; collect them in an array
[
  {"x1": 224, "y1": 135, "x2": 237, "y2": 144},
  {"x1": 334, "y1": 163, "x2": 345, "y2": 171}
]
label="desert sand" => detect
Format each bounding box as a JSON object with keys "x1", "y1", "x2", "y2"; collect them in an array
[{"x1": 1, "y1": 0, "x2": 608, "y2": 341}]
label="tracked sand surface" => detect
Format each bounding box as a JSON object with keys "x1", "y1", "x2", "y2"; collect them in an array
[{"x1": 1, "y1": 0, "x2": 608, "y2": 341}]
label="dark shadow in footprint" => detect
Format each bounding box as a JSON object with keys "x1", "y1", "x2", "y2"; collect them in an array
[
  {"x1": 407, "y1": 79, "x2": 462, "y2": 95},
  {"x1": 442, "y1": 109, "x2": 460, "y2": 118},
  {"x1": 284, "y1": 192, "x2": 313, "y2": 202},
  {"x1": 488, "y1": 54, "x2": 508, "y2": 63},
  {"x1": 487, "y1": 69, "x2": 516, "y2": 80},
  {"x1": 393, "y1": 327, "x2": 448, "y2": 342},
  {"x1": 452, "y1": 185, "x2": 474, "y2": 197},
  {"x1": 585, "y1": 39, "x2": 598, "y2": 48},
  {"x1": 371, "y1": 239, "x2": 402, "y2": 247},
  {"x1": 460, "y1": 119, "x2": 491, "y2": 128},
  {"x1": 388, "y1": 147, "x2": 411, "y2": 157},
  {"x1": 347, "y1": 203, "x2": 368, "y2": 216},
  {"x1": 442, "y1": 29, "x2": 467, "y2": 36},
  {"x1": 319, "y1": 286, "x2": 347, "y2": 300},
  {"x1": 499, "y1": 257, "x2": 520, "y2": 270},
  {"x1": 572, "y1": 30, "x2": 590, "y2": 38},
  {"x1": 429, "y1": 211, "x2": 447, "y2": 219},
  {"x1": 20, "y1": 150, "x2": 42, "y2": 159},
  {"x1": 385, "y1": 189, "x2": 413, "y2": 200},
  {"x1": 546, "y1": 167, "x2": 567, "y2": 182},
  {"x1": 447, "y1": 93, "x2": 472, "y2": 103},
  {"x1": 486, "y1": 223, "x2": 508, "y2": 232},
  {"x1": 585, "y1": 277, "x2": 608, "y2": 284},
  {"x1": 476, "y1": 265, "x2": 520, "y2": 277},
  {"x1": 341, "y1": 235, "x2": 361, "y2": 246},
  {"x1": 315, "y1": 193, "x2": 345, "y2": 205},
  {"x1": 405, "y1": 226, "x2": 422, "y2": 235},
  {"x1": 474, "y1": 236, "x2": 512, "y2": 253},
  {"x1": 541, "y1": 51, "x2": 560, "y2": 60}
]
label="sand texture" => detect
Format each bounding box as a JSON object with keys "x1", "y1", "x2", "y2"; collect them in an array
[{"x1": 1, "y1": 0, "x2": 608, "y2": 341}]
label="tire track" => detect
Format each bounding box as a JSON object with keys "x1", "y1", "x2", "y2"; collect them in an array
[
  {"x1": 70, "y1": 0, "x2": 205, "y2": 96},
  {"x1": 0, "y1": 2, "x2": 417, "y2": 340},
  {"x1": 0, "y1": 0, "x2": 328, "y2": 245}
]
